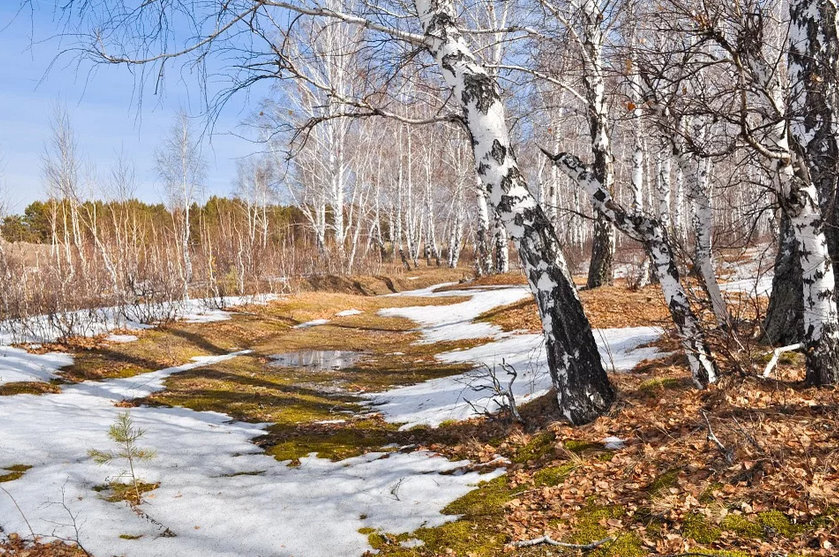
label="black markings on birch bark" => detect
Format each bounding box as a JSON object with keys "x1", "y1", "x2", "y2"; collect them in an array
[
  {"x1": 416, "y1": 0, "x2": 614, "y2": 423},
  {"x1": 545, "y1": 149, "x2": 718, "y2": 388},
  {"x1": 787, "y1": 0, "x2": 839, "y2": 385},
  {"x1": 763, "y1": 214, "x2": 804, "y2": 345},
  {"x1": 578, "y1": 0, "x2": 615, "y2": 289}
]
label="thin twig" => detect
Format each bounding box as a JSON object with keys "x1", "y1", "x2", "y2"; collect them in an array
[
  {"x1": 511, "y1": 534, "x2": 613, "y2": 549},
  {"x1": 0, "y1": 484, "x2": 37, "y2": 540},
  {"x1": 701, "y1": 410, "x2": 734, "y2": 465}
]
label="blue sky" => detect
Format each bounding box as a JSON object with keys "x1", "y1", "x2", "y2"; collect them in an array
[{"x1": 0, "y1": 3, "x2": 271, "y2": 214}]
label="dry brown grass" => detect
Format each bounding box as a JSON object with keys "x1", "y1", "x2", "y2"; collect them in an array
[{"x1": 477, "y1": 283, "x2": 672, "y2": 332}]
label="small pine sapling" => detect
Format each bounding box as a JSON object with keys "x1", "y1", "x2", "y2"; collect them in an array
[{"x1": 89, "y1": 411, "x2": 156, "y2": 505}]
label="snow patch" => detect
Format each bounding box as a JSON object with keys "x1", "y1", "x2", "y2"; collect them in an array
[
  {"x1": 293, "y1": 318, "x2": 330, "y2": 329},
  {"x1": 105, "y1": 334, "x2": 139, "y2": 343},
  {"x1": 0, "y1": 346, "x2": 73, "y2": 385},
  {"x1": 0, "y1": 349, "x2": 501, "y2": 556},
  {"x1": 603, "y1": 436, "x2": 625, "y2": 450},
  {"x1": 379, "y1": 285, "x2": 532, "y2": 343},
  {"x1": 366, "y1": 286, "x2": 665, "y2": 429},
  {"x1": 0, "y1": 294, "x2": 280, "y2": 345},
  {"x1": 336, "y1": 309, "x2": 363, "y2": 317}
]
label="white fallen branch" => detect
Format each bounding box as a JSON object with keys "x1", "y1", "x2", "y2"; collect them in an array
[
  {"x1": 762, "y1": 343, "x2": 803, "y2": 378},
  {"x1": 510, "y1": 534, "x2": 613, "y2": 549}
]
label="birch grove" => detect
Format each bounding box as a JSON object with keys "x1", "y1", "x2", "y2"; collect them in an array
[{"x1": 2, "y1": 0, "x2": 837, "y2": 432}]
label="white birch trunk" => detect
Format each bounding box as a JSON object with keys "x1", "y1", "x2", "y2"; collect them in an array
[
  {"x1": 417, "y1": 0, "x2": 615, "y2": 423},
  {"x1": 547, "y1": 150, "x2": 718, "y2": 387},
  {"x1": 787, "y1": 0, "x2": 839, "y2": 384}
]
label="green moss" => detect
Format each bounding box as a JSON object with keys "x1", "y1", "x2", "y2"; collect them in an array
[
  {"x1": 119, "y1": 534, "x2": 142, "y2": 540},
  {"x1": 694, "y1": 550, "x2": 752, "y2": 557},
  {"x1": 444, "y1": 476, "x2": 513, "y2": 516},
  {"x1": 513, "y1": 431, "x2": 556, "y2": 463},
  {"x1": 646, "y1": 468, "x2": 680, "y2": 496},
  {"x1": 373, "y1": 475, "x2": 514, "y2": 555},
  {"x1": 569, "y1": 504, "x2": 644, "y2": 557},
  {"x1": 721, "y1": 513, "x2": 762, "y2": 538},
  {"x1": 94, "y1": 481, "x2": 159, "y2": 505},
  {"x1": 267, "y1": 426, "x2": 396, "y2": 464},
  {"x1": 809, "y1": 506, "x2": 839, "y2": 529},
  {"x1": 638, "y1": 377, "x2": 683, "y2": 394},
  {"x1": 699, "y1": 482, "x2": 723, "y2": 504},
  {"x1": 682, "y1": 512, "x2": 721, "y2": 544},
  {"x1": 757, "y1": 510, "x2": 802, "y2": 538},
  {"x1": 721, "y1": 510, "x2": 802, "y2": 540},
  {"x1": 412, "y1": 520, "x2": 506, "y2": 556},
  {"x1": 563, "y1": 439, "x2": 601, "y2": 453},
  {"x1": 0, "y1": 464, "x2": 32, "y2": 482},
  {"x1": 532, "y1": 463, "x2": 575, "y2": 487}
]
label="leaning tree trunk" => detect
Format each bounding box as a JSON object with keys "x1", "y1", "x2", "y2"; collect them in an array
[
  {"x1": 678, "y1": 149, "x2": 728, "y2": 327},
  {"x1": 788, "y1": 0, "x2": 839, "y2": 384},
  {"x1": 417, "y1": 0, "x2": 614, "y2": 423},
  {"x1": 763, "y1": 212, "x2": 804, "y2": 345},
  {"x1": 546, "y1": 150, "x2": 718, "y2": 388}
]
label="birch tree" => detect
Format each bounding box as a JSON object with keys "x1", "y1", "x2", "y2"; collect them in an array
[
  {"x1": 156, "y1": 112, "x2": 205, "y2": 300},
  {"x1": 786, "y1": 0, "x2": 839, "y2": 384},
  {"x1": 416, "y1": 0, "x2": 615, "y2": 421}
]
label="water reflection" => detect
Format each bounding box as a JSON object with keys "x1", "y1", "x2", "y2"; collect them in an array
[{"x1": 269, "y1": 350, "x2": 364, "y2": 371}]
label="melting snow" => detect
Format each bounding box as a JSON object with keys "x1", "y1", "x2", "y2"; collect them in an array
[
  {"x1": 105, "y1": 334, "x2": 139, "y2": 343},
  {"x1": 0, "y1": 294, "x2": 280, "y2": 344},
  {"x1": 293, "y1": 318, "x2": 330, "y2": 329},
  {"x1": 336, "y1": 309, "x2": 363, "y2": 317},
  {"x1": 603, "y1": 436, "x2": 626, "y2": 450},
  {"x1": 379, "y1": 285, "x2": 532, "y2": 343},
  {"x1": 0, "y1": 282, "x2": 673, "y2": 554},
  {"x1": 366, "y1": 286, "x2": 665, "y2": 429},
  {"x1": 0, "y1": 349, "x2": 500, "y2": 556},
  {"x1": 0, "y1": 346, "x2": 73, "y2": 385}
]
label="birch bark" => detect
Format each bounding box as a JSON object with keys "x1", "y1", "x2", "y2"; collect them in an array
[
  {"x1": 417, "y1": 0, "x2": 614, "y2": 423},
  {"x1": 547, "y1": 150, "x2": 718, "y2": 387}
]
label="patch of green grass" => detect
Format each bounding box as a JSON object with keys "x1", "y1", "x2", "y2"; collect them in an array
[
  {"x1": 0, "y1": 464, "x2": 32, "y2": 482},
  {"x1": 143, "y1": 354, "x2": 359, "y2": 425},
  {"x1": 118, "y1": 534, "x2": 143, "y2": 540},
  {"x1": 513, "y1": 431, "x2": 556, "y2": 463}
]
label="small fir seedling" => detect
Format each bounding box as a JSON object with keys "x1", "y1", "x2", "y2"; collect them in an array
[{"x1": 89, "y1": 411, "x2": 156, "y2": 505}]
